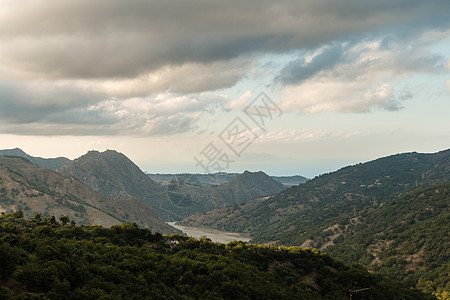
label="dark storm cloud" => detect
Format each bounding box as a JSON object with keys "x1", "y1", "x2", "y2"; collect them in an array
[
  {"x1": 0, "y1": 0, "x2": 449, "y2": 135},
  {"x1": 1, "y1": 0, "x2": 449, "y2": 79},
  {"x1": 0, "y1": 81, "x2": 105, "y2": 124},
  {"x1": 276, "y1": 36, "x2": 446, "y2": 86},
  {"x1": 0, "y1": 80, "x2": 227, "y2": 135}
]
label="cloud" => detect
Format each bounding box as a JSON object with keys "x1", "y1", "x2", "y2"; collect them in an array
[
  {"x1": 228, "y1": 91, "x2": 254, "y2": 110},
  {"x1": 276, "y1": 43, "x2": 346, "y2": 85},
  {"x1": 87, "y1": 93, "x2": 228, "y2": 135},
  {"x1": 256, "y1": 129, "x2": 365, "y2": 143},
  {"x1": 0, "y1": 0, "x2": 449, "y2": 136},
  {"x1": 88, "y1": 58, "x2": 252, "y2": 97},
  {"x1": 0, "y1": 0, "x2": 448, "y2": 80},
  {"x1": 0, "y1": 80, "x2": 228, "y2": 135},
  {"x1": 0, "y1": 80, "x2": 104, "y2": 123},
  {"x1": 276, "y1": 36, "x2": 446, "y2": 113}
]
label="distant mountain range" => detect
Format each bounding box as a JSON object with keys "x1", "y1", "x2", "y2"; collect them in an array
[
  {"x1": 148, "y1": 172, "x2": 308, "y2": 187},
  {"x1": 59, "y1": 150, "x2": 287, "y2": 221},
  {"x1": 0, "y1": 148, "x2": 304, "y2": 222},
  {"x1": 0, "y1": 148, "x2": 70, "y2": 170},
  {"x1": 0, "y1": 156, "x2": 179, "y2": 235}
]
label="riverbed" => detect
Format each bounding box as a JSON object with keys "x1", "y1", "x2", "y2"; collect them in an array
[{"x1": 168, "y1": 222, "x2": 251, "y2": 244}]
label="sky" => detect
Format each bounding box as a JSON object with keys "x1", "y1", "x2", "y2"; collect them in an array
[{"x1": 0, "y1": 0, "x2": 449, "y2": 177}]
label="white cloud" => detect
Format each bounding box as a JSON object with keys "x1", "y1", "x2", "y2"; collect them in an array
[
  {"x1": 84, "y1": 59, "x2": 252, "y2": 97},
  {"x1": 277, "y1": 36, "x2": 446, "y2": 113},
  {"x1": 256, "y1": 129, "x2": 364, "y2": 143},
  {"x1": 83, "y1": 93, "x2": 228, "y2": 135},
  {"x1": 228, "y1": 91, "x2": 253, "y2": 110}
]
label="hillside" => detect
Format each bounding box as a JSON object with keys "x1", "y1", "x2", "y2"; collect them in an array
[
  {"x1": 273, "y1": 175, "x2": 309, "y2": 187},
  {"x1": 59, "y1": 150, "x2": 199, "y2": 220},
  {"x1": 179, "y1": 150, "x2": 450, "y2": 296},
  {"x1": 0, "y1": 212, "x2": 432, "y2": 299},
  {"x1": 325, "y1": 182, "x2": 449, "y2": 298},
  {"x1": 166, "y1": 171, "x2": 286, "y2": 210},
  {"x1": 215, "y1": 171, "x2": 286, "y2": 205},
  {"x1": 180, "y1": 149, "x2": 450, "y2": 240},
  {"x1": 60, "y1": 151, "x2": 287, "y2": 220},
  {"x1": 59, "y1": 150, "x2": 161, "y2": 200},
  {"x1": 0, "y1": 148, "x2": 70, "y2": 170},
  {"x1": 0, "y1": 156, "x2": 179, "y2": 235}
]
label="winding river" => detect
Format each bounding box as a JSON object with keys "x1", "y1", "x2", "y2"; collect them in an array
[{"x1": 168, "y1": 222, "x2": 251, "y2": 244}]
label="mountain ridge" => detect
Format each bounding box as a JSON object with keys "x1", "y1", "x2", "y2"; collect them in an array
[
  {"x1": 179, "y1": 149, "x2": 450, "y2": 239},
  {"x1": 60, "y1": 150, "x2": 288, "y2": 220},
  {"x1": 0, "y1": 156, "x2": 179, "y2": 235},
  {"x1": 0, "y1": 148, "x2": 70, "y2": 170}
]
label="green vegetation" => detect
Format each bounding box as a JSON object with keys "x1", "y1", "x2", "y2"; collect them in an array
[
  {"x1": 325, "y1": 182, "x2": 450, "y2": 299},
  {"x1": 182, "y1": 150, "x2": 449, "y2": 240},
  {"x1": 179, "y1": 150, "x2": 449, "y2": 298},
  {"x1": 0, "y1": 213, "x2": 431, "y2": 299}
]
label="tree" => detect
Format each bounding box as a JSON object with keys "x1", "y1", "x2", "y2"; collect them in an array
[
  {"x1": 13, "y1": 210, "x2": 23, "y2": 219},
  {"x1": 59, "y1": 216, "x2": 70, "y2": 226}
]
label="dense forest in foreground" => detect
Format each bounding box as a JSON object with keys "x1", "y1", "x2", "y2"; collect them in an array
[{"x1": 0, "y1": 213, "x2": 432, "y2": 299}]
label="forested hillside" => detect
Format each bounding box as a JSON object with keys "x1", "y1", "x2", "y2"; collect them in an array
[
  {"x1": 180, "y1": 150, "x2": 449, "y2": 240},
  {"x1": 325, "y1": 182, "x2": 449, "y2": 298},
  {"x1": 179, "y1": 150, "x2": 450, "y2": 297},
  {"x1": 0, "y1": 213, "x2": 432, "y2": 299}
]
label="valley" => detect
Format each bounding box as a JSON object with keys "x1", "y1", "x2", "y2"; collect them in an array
[
  {"x1": 167, "y1": 222, "x2": 251, "y2": 243},
  {"x1": 0, "y1": 147, "x2": 448, "y2": 298}
]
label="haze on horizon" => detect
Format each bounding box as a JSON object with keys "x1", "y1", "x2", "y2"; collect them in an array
[{"x1": 0, "y1": 0, "x2": 449, "y2": 177}]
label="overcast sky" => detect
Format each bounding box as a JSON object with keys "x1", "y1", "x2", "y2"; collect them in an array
[{"x1": 0, "y1": 0, "x2": 449, "y2": 177}]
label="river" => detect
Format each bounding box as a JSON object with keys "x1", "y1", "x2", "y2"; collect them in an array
[{"x1": 167, "y1": 222, "x2": 251, "y2": 244}]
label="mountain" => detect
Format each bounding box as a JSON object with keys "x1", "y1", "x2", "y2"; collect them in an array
[
  {"x1": 61, "y1": 151, "x2": 287, "y2": 220},
  {"x1": 179, "y1": 149, "x2": 450, "y2": 239},
  {"x1": 178, "y1": 149, "x2": 450, "y2": 296},
  {"x1": 148, "y1": 172, "x2": 308, "y2": 187},
  {"x1": 59, "y1": 150, "x2": 161, "y2": 200},
  {"x1": 0, "y1": 148, "x2": 70, "y2": 170},
  {"x1": 0, "y1": 156, "x2": 179, "y2": 235},
  {"x1": 213, "y1": 170, "x2": 286, "y2": 206},
  {"x1": 163, "y1": 170, "x2": 286, "y2": 217},
  {"x1": 148, "y1": 172, "x2": 240, "y2": 186},
  {"x1": 0, "y1": 212, "x2": 432, "y2": 299},
  {"x1": 59, "y1": 150, "x2": 195, "y2": 220},
  {"x1": 272, "y1": 175, "x2": 308, "y2": 187}
]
